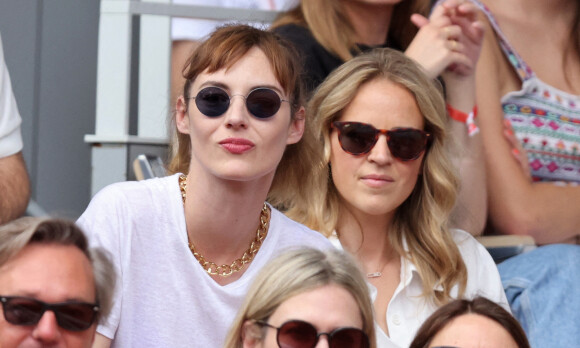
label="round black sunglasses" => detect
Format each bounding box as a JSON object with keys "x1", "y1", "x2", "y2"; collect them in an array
[{"x1": 189, "y1": 86, "x2": 289, "y2": 119}]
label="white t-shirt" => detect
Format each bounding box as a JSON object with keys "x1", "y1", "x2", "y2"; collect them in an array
[
  {"x1": 171, "y1": 0, "x2": 297, "y2": 41},
  {"x1": 330, "y1": 229, "x2": 509, "y2": 348},
  {"x1": 77, "y1": 173, "x2": 331, "y2": 348},
  {"x1": 0, "y1": 33, "x2": 23, "y2": 158}
]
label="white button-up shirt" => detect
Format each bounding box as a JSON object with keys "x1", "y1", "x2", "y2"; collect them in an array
[{"x1": 330, "y1": 229, "x2": 508, "y2": 348}]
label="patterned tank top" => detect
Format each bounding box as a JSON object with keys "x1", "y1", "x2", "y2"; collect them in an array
[{"x1": 473, "y1": 0, "x2": 580, "y2": 183}]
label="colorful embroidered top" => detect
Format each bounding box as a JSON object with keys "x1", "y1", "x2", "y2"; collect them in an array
[{"x1": 473, "y1": 0, "x2": 580, "y2": 183}]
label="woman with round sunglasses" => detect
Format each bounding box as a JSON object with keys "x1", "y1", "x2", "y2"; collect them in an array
[
  {"x1": 286, "y1": 48, "x2": 508, "y2": 348},
  {"x1": 77, "y1": 25, "x2": 331, "y2": 348},
  {"x1": 224, "y1": 247, "x2": 375, "y2": 348}
]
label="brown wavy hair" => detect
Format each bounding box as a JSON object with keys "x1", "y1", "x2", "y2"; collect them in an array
[
  {"x1": 168, "y1": 24, "x2": 323, "y2": 207},
  {"x1": 410, "y1": 297, "x2": 530, "y2": 348}
]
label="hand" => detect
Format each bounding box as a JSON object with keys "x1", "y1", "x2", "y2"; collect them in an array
[
  {"x1": 503, "y1": 119, "x2": 532, "y2": 181},
  {"x1": 406, "y1": 0, "x2": 484, "y2": 78},
  {"x1": 440, "y1": 0, "x2": 485, "y2": 76}
]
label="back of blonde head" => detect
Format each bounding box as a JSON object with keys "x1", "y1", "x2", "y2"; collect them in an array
[
  {"x1": 224, "y1": 248, "x2": 376, "y2": 348},
  {"x1": 287, "y1": 48, "x2": 467, "y2": 306}
]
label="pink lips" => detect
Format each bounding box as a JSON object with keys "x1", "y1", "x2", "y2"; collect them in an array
[
  {"x1": 360, "y1": 174, "x2": 394, "y2": 188},
  {"x1": 219, "y1": 138, "x2": 255, "y2": 154}
]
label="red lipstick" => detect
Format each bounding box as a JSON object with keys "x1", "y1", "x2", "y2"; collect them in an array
[{"x1": 219, "y1": 138, "x2": 255, "y2": 154}]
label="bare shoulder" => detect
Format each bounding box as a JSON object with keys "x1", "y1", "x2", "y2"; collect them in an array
[{"x1": 476, "y1": 6, "x2": 521, "y2": 97}]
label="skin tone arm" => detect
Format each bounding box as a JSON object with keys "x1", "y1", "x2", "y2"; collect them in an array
[
  {"x1": 407, "y1": 0, "x2": 487, "y2": 235},
  {"x1": 0, "y1": 152, "x2": 30, "y2": 224},
  {"x1": 475, "y1": 16, "x2": 580, "y2": 244}
]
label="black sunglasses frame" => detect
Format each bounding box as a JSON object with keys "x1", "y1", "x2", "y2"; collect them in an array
[
  {"x1": 332, "y1": 121, "x2": 431, "y2": 161},
  {"x1": 257, "y1": 319, "x2": 370, "y2": 348},
  {"x1": 188, "y1": 86, "x2": 290, "y2": 119},
  {"x1": 0, "y1": 296, "x2": 99, "y2": 332}
]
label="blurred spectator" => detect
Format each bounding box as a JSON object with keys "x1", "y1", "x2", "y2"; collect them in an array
[{"x1": 473, "y1": 0, "x2": 580, "y2": 346}]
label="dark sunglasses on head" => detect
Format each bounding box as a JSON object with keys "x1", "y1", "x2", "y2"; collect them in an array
[
  {"x1": 258, "y1": 319, "x2": 370, "y2": 348},
  {"x1": 0, "y1": 296, "x2": 99, "y2": 332},
  {"x1": 189, "y1": 86, "x2": 289, "y2": 119},
  {"x1": 332, "y1": 121, "x2": 431, "y2": 161}
]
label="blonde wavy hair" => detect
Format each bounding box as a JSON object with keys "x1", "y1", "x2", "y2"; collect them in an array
[
  {"x1": 271, "y1": 0, "x2": 430, "y2": 62},
  {"x1": 224, "y1": 248, "x2": 376, "y2": 348},
  {"x1": 286, "y1": 48, "x2": 467, "y2": 305},
  {"x1": 167, "y1": 24, "x2": 323, "y2": 207}
]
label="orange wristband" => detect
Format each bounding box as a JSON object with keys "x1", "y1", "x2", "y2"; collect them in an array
[
  {"x1": 446, "y1": 104, "x2": 479, "y2": 136},
  {"x1": 447, "y1": 104, "x2": 477, "y2": 122}
]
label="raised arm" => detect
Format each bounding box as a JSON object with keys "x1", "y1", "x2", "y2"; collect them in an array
[
  {"x1": 407, "y1": 0, "x2": 488, "y2": 235},
  {"x1": 0, "y1": 152, "x2": 30, "y2": 224},
  {"x1": 475, "y1": 17, "x2": 580, "y2": 244}
]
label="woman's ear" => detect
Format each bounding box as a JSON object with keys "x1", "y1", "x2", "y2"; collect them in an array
[
  {"x1": 176, "y1": 96, "x2": 191, "y2": 135},
  {"x1": 287, "y1": 106, "x2": 306, "y2": 145},
  {"x1": 242, "y1": 320, "x2": 263, "y2": 348}
]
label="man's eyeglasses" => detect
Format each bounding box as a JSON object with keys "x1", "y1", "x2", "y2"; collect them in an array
[
  {"x1": 257, "y1": 319, "x2": 370, "y2": 348},
  {"x1": 332, "y1": 121, "x2": 430, "y2": 161},
  {"x1": 0, "y1": 296, "x2": 99, "y2": 332},
  {"x1": 189, "y1": 86, "x2": 289, "y2": 119}
]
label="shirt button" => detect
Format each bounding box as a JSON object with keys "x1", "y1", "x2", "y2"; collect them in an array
[{"x1": 392, "y1": 314, "x2": 401, "y2": 325}]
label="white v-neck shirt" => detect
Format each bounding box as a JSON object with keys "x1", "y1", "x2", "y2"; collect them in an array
[{"x1": 329, "y1": 229, "x2": 508, "y2": 348}]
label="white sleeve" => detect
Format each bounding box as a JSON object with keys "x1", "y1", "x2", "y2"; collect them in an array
[
  {"x1": 77, "y1": 185, "x2": 133, "y2": 339},
  {"x1": 453, "y1": 229, "x2": 510, "y2": 312},
  {"x1": 0, "y1": 33, "x2": 23, "y2": 158}
]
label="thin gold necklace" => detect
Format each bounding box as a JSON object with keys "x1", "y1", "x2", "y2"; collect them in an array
[
  {"x1": 179, "y1": 174, "x2": 270, "y2": 277},
  {"x1": 367, "y1": 261, "x2": 387, "y2": 278},
  {"x1": 335, "y1": 230, "x2": 387, "y2": 279}
]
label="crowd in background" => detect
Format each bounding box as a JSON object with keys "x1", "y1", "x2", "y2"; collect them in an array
[{"x1": 0, "y1": 0, "x2": 578, "y2": 347}]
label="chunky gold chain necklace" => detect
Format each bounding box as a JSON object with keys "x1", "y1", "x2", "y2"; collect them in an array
[{"x1": 179, "y1": 174, "x2": 270, "y2": 277}]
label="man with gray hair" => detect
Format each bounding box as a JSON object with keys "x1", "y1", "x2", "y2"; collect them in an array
[{"x1": 0, "y1": 217, "x2": 115, "y2": 347}]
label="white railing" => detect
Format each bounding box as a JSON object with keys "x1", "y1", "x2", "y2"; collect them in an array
[{"x1": 86, "y1": 0, "x2": 279, "y2": 195}]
